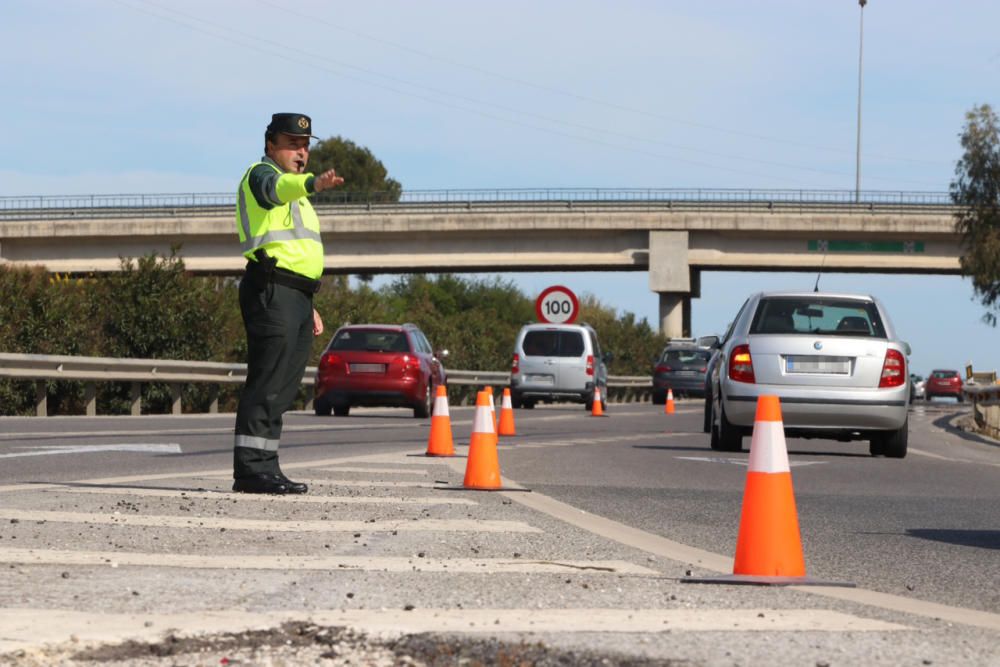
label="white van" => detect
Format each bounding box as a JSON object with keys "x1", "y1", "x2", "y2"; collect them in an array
[{"x1": 509, "y1": 323, "x2": 609, "y2": 410}]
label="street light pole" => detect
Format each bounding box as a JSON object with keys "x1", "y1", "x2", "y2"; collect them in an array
[{"x1": 855, "y1": 0, "x2": 867, "y2": 203}]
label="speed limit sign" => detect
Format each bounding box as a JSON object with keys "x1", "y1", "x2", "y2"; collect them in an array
[{"x1": 535, "y1": 285, "x2": 579, "y2": 324}]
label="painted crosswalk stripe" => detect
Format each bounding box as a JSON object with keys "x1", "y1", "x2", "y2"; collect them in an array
[
  {"x1": 0, "y1": 509, "x2": 540, "y2": 533},
  {"x1": 0, "y1": 606, "x2": 907, "y2": 654},
  {"x1": 50, "y1": 486, "x2": 476, "y2": 505},
  {"x1": 0, "y1": 548, "x2": 650, "y2": 574}
]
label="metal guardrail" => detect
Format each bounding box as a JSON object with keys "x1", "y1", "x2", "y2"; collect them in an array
[
  {"x1": 0, "y1": 353, "x2": 652, "y2": 417},
  {"x1": 0, "y1": 189, "x2": 958, "y2": 221}
]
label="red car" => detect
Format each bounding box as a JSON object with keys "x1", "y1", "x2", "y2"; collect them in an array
[
  {"x1": 314, "y1": 323, "x2": 448, "y2": 417},
  {"x1": 925, "y1": 369, "x2": 964, "y2": 402}
]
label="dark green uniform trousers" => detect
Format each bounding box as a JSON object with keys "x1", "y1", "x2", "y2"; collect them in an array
[{"x1": 234, "y1": 278, "x2": 314, "y2": 478}]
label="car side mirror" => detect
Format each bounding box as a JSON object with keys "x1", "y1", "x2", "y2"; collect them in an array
[
  {"x1": 902, "y1": 342, "x2": 912, "y2": 357},
  {"x1": 696, "y1": 335, "x2": 721, "y2": 350}
]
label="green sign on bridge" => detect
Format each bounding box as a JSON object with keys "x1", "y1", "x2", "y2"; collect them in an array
[{"x1": 808, "y1": 240, "x2": 925, "y2": 253}]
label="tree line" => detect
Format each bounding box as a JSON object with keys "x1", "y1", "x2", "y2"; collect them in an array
[{"x1": 0, "y1": 254, "x2": 666, "y2": 416}]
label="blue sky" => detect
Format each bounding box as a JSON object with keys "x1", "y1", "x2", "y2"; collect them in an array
[{"x1": 2, "y1": 0, "x2": 998, "y2": 375}]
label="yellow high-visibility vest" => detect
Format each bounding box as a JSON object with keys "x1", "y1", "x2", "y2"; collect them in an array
[{"x1": 236, "y1": 161, "x2": 323, "y2": 279}]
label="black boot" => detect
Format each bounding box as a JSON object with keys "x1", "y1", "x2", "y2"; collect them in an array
[
  {"x1": 275, "y1": 469, "x2": 308, "y2": 494},
  {"x1": 232, "y1": 473, "x2": 291, "y2": 495}
]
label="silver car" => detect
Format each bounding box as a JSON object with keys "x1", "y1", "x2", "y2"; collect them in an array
[
  {"x1": 707, "y1": 291, "x2": 910, "y2": 458},
  {"x1": 509, "y1": 322, "x2": 609, "y2": 411}
]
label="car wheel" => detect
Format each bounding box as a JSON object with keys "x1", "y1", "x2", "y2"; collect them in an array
[
  {"x1": 511, "y1": 391, "x2": 523, "y2": 409},
  {"x1": 709, "y1": 400, "x2": 723, "y2": 450},
  {"x1": 872, "y1": 419, "x2": 908, "y2": 458},
  {"x1": 314, "y1": 397, "x2": 332, "y2": 417},
  {"x1": 652, "y1": 391, "x2": 666, "y2": 405},
  {"x1": 413, "y1": 384, "x2": 432, "y2": 419},
  {"x1": 957, "y1": 393, "x2": 965, "y2": 403},
  {"x1": 702, "y1": 391, "x2": 712, "y2": 434},
  {"x1": 523, "y1": 400, "x2": 536, "y2": 410},
  {"x1": 718, "y1": 403, "x2": 743, "y2": 452},
  {"x1": 333, "y1": 404, "x2": 350, "y2": 417}
]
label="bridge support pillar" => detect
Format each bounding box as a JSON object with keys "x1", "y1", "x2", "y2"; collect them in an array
[
  {"x1": 658, "y1": 293, "x2": 691, "y2": 339},
  {"x1": 649, "y1": 231, "x2": 695, "y2": 338}
]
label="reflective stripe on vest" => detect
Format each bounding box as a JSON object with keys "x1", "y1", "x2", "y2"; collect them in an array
[{"x1": 236, "y1": 161, "x2": 323, "y2": 278}]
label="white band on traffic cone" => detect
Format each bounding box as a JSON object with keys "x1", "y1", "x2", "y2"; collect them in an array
[
  {"x1": 433, "y1": 395, "x2": 450, "y2": 417},
  {"x1": 747, "y1": 421, "x2": 790, "y2": 473},
  {"x1": 472, "y1": 404, "x2": 495, "y2": 435}
]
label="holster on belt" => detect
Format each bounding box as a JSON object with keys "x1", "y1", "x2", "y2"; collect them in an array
[{"x1": 246, "y1": 249, "x2": 321, "y2": 294}]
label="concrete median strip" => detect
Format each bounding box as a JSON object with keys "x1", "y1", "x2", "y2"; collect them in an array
[
  {"x1": 0, "y1": 607, "x2": 908, "y2": 654},
  {"x1": 0, "y1": 509, "x2": 540, "y2": 533}
]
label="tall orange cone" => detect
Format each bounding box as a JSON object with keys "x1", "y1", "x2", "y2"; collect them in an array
[
  {"x1": 590, "y1": 385, "x2": 607, "y2": 417},
  {"x1": 425, "y1": 385, "x2": 455, "y2": 457},
  {"x1": 664, "y1": 388, "x2": 675, "y2": 415},
  {"x1": 464, "y1": 390, "x2": 502, "y2": 489},
  {"x1": 497, "y1": 387, "x2": 517, "y2": 436},
  {"x1": 683, "y1": 395, "x2": 853, "y2": 587},
  {"x1": 732, "y1": 395, "x2": 805, "y2": 577}
]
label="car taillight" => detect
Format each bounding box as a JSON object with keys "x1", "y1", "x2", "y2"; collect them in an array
[
  {"x1": 879, "y1": 350, "x2": 906, "y2": 388},
  {"x1": 512, "y1": 353, "x2": 520, "y2": 374},
  {"x1": 728, "y1": 345, "x2": 755, "y2": 383},
  {"x1": 402, "y1": 354, "x2": 421, "y2": 374},
  {"x1": 586, "y1": 354, "x2": 594, "y2": 376},
  {"x1": 320, "y1": 352, "x2": 343, "y2": 372},
  {"x1": 655, "y1": 365, "x2": 672, "y2": 375}
]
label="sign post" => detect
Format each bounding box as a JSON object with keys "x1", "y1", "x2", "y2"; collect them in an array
[{"x1": 535, "y1": 285, "x2": 579, "y2": 324}]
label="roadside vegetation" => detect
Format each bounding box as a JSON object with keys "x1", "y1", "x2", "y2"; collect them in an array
[{"x1": 0, "y1": 253, "x2": 666, "y2": 416}]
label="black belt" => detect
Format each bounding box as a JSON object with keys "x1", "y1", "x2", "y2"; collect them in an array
[{"x1": 245, "y1": 260, "x2": 321, "y2": 294}]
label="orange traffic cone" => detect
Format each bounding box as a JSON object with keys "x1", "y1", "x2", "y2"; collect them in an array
[
  {"x1": 425, "y1": 385, "x2": 455, "y2": 457},
  {"x1": 683, "y1": 395, "x2": 853, "y2": 587},
  {"x1": 497, "y1": 387, "x2": 517, "y2": 436},
  {"x1": 665, "y1": 388, "x2": 676, "y2": 415},
  {"x1": 732, "y1": 395, "x2": 805, "y2": 577},
  {"x1": 590, "y1": 385, "x2": 607, "y2": 417},
  {"x1": 464, "y1": 390, "x2": 502, "y2": 489}
]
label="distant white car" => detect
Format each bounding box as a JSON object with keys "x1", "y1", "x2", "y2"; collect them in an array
[{"x1": 910, "y1": 374, "x2": 926, "y2": 401}]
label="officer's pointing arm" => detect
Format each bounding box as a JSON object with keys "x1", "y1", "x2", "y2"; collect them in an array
[{"x1": 312, "y1": 170, "x2": 345, "y2": 193}]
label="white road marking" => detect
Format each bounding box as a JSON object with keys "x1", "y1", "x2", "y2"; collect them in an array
[
  {"x1": 313, "y1": 466, "x2": 428, "y2": 475},
  {"x1": 909, "y1": 447, "x2": 1000, "y2": 467},
  {"x1": 0, "y1": 444, "x2": 181, "y2": 459},
  {"x1": 198, "y1": 477, "x2": 441, "y2": 489},
  {"x1": 53, "y1": 486, "x2": 476, "y2": 505},
  {"x1": 0, "y1": 422, "x2": 412, "y2": 441},
  {"x1": 675, "y1": 456, "x2": 827, "y2": 467},
  {"x1": 0, "y1": 548, "x2": 648, "y2": 574},
  {"x1": 0, "y1": 509, "x2": 540, "y2": 533},
  {"x1": 0, "y1": 607, "x2": 908, "y2": 653}
]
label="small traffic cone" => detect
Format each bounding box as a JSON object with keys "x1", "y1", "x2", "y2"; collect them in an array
[
  {"x1": 497, "y1": 387, "x2": 517, "y2": 437},
  {"x1": 665, "y1": 388, "x2": 676, "y2": 415},
  {"x1": 732, "y1": 395, "x2": 804, "y2": 577},
  {"x1": 425, "y1": 385, "x2": 455, "y2": 457},
  {"x1": 464, "y1": 390, "x2": 502, "y2": 490},
  {"x1": 590, "y1": 386, "x2": 607, "y2": 417}
]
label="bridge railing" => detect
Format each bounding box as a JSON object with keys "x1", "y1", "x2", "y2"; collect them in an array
[
  {"x1": 0, "y1": 353, "x2": 652, "y2": 417},
  {"x1": 0, "y1": 188, "x2": 956, "y2": 221}
]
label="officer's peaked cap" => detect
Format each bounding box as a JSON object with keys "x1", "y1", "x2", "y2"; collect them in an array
[{"x1": 266, "y1": 113, "x2": 318, "y2": 139}]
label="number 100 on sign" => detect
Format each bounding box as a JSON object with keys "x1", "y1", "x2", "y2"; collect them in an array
[{"x1": 535, "y1": 285, "x2": 580, "y2": 324}]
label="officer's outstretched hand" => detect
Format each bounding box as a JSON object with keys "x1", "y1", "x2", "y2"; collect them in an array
[
  {"x1": 313, "y1": 169, "x2": 345, "y2": 192},
  {"x1": 312, "y1": 308, "x2": 324, "y2": 336}
]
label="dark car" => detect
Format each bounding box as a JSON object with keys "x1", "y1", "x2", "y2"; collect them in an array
[
  {"x1": 314, "y1": 323, "x2": 448, "y2": 418},
  {"x1": 925, "y1": 369, "x2": 964, "y2": 402},
  {"x1": 652, "y1": 344, "x2": 713, "y2": 404}
]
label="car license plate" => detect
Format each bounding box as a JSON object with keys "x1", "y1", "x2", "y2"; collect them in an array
[
  {"x1": 785, "y1": 356, "x2": 850, "y2": 374},
  {"x1": 527, "y1": 374, "x2": 554, "y2": 385},
  {"x1": 349, "y1": 363, "x2": 386, "y2": 374}
]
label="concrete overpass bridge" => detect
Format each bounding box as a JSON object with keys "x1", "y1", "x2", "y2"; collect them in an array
[{"x1": 0, "y1": 189, "x2": 961, "y2": 337}]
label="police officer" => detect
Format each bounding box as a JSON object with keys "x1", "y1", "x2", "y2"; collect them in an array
[{"x1": 233, "y1": 112, "x2": 344, "y2": 494}]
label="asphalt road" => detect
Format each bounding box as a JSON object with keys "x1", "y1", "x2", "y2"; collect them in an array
[{"x1": 0, "y1": 398, "x2": 998, "y2": 665}]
